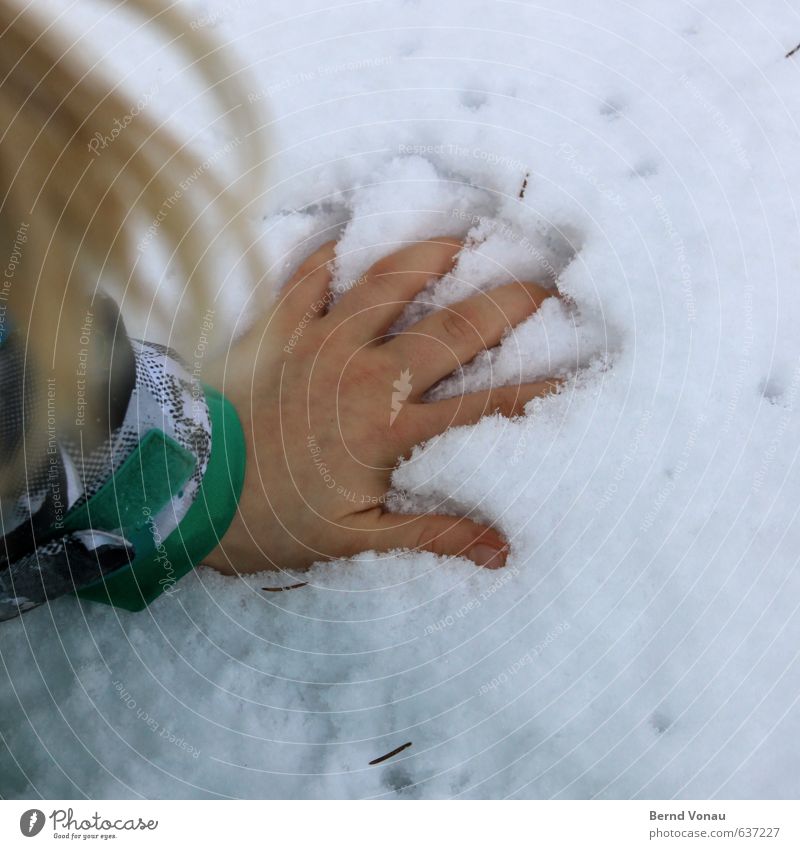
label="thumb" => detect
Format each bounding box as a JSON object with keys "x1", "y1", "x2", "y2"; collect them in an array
[{"x1": 350, "y1": 509, "x2": 509, "y2": 569}]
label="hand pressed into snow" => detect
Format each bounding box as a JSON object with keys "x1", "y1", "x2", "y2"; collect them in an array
[{"x1": 205, "y1": 238, "x2": 559, "y2": 575}]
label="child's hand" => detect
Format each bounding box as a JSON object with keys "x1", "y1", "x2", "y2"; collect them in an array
[{"x1": 205, "y1": 237, "x2": 559, "y2": 575}]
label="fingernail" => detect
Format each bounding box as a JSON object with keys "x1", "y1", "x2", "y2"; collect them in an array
[{"x1": 469, "y1": 543, "x2": 507, "y2": 569}]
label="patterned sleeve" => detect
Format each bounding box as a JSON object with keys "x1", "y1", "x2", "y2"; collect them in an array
[{"x1": 0, "y1": 294, "x2": 212, "y2": 622}]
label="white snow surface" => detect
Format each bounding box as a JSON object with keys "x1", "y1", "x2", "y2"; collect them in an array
[{"x1": 3, "y1": 0, "x2": 800, "y2": 798}]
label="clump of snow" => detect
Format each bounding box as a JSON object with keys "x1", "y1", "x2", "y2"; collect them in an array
[{"x1": 3, "y1": 0, "x2": 800, "y2": 799}]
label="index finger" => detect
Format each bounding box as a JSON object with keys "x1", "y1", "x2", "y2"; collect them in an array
[{"x1": 327, "y1": 237, "x2": 463, "y2": 339}]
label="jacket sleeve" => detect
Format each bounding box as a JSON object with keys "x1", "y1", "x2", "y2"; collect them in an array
[{"x1": 0, "y1": 293, "x2": 212, "y2": 622}]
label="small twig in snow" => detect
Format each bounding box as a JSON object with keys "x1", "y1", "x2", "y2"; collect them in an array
[
  {"x1": 786, "y1": 42, "x2": 800, "y2": 58},
  {"x1": 518, "y1": 171, "x2": 530, "y2": 199},
  {"x1": 369, "y1": 741, "x2": 413, "y2": 765},
  {"x1": 262, "y1": 582, "x2": 308, "y2": 592}
]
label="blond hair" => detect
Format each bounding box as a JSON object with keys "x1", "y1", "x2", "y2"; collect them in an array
[{"x1": 0, "y1": 0, "x2": 268, "y2": 494}]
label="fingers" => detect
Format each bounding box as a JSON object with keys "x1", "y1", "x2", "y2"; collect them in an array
[
  {"x1": 348, "y1": 508, "x2": 509, "y2": 568},
  {"x1": 414, "y1": 379, "x2": 561, "y2": 439},
  {"x1": 328, "y1": 237, "x2": 463, "y2": 337},
  {"x1": 383, "y1": 282, "x2": 552, "y2": 392},
  {"x1": 276, "y1": 240, "x2": 337, "y2": 324}
]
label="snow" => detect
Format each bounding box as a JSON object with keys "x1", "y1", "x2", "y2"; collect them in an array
[{"x1": 3, "y1": 0, "x2": 800, "y2": 798}]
